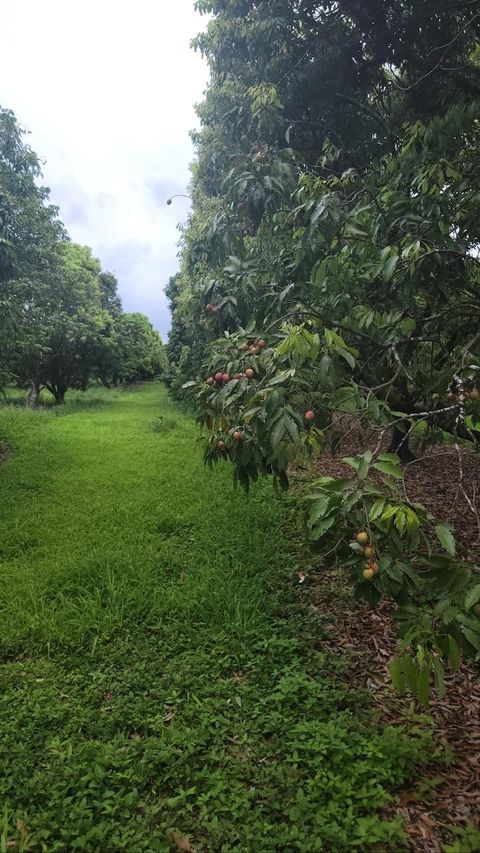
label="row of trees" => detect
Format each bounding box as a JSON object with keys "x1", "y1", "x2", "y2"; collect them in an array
[
  {"x1": 168, "y1": 0, "x2": 480, "y2": 700},
  {"x1": 0, "y1": 107, "x2": 167, "y2": 404}
]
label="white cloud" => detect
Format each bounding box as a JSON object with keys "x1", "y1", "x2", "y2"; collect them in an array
[{"x1": 0, "y1": 0, "x2": 209, "y2": 339}]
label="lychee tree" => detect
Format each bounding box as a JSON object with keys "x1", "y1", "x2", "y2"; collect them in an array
[{"x1": 171, "y1": 0, "x2": 480, "y2": 701}]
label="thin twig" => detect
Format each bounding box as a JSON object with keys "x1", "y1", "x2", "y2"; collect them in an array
[
  {"x1": 391, "y1": 345, "x2": 415, "y2": 383},
  {"x1": 389, "y1": 11, "x2": 480, "y2": 92}
]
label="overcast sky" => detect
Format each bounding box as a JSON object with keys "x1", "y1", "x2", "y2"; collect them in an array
[{"x1": 0, "y1": 0, "x2": 209, "y2": 340}]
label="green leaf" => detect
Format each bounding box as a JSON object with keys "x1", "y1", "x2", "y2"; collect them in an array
[
  {"x1": 344, "y1": 222, "x2": 367, "y2": 237},
  {"x1": 373, "y1": 461, "x2": 403, "y2": 479},
  {"x1": 385, "y1": 562, "x2": 403, "y2": 582},
  {"x1": 267, "y1": 369, "x2": 295, "y2": 386},
  {"x1": 416, "y1": 668, "x2": 430, "y2": 707},
  {"x1": 308, "y1": 497, "x2": 331, "y2": 527},
  {"x1": 402, "y1": 656, "x2": 419, "y2": 693},
  {"x1": 270, "y1": 417, "x2": 285, "y2": 450},
  {"x1": 377, "y1": 453, "x2": 401, "y2": 465},
  {"x1": 285, "y1": 415, "x2": 300, "y2": 444},
  {"x1": 354, "y1": 580, "x2": 382, "y2": 607},
  {"x1": 336, "y1": 347, "x2": 355, "y2": 369},
  {"x1": 398, "y1": 561, "x2": 420, "y2": 586},
  {"x1": 447, "y1": 635, "x2": 461, "y2": 670},
  {"x1": 383, "y1": 254, "x2": 398, "y2": 282},
  {"x1": 315, "y1": 477, "x2": 354, "y2": 492},
  {"x1": 342, "y1": 490, "x2": 362, "y2": 512},
  {"x1": 324, "y1": 328, "x2": 347, "y2": 349},
  {"x1": 465, "y1": 414, "x2": 480, "y2": 433},
  {"x1": 342, "y1": 456, "x2": 360, "y2": 472},
  {"x1": 405, "y1": 507, "x2": 420, "y2": 532},
  {"x1": 358, "y1": 451, "x2": 372, "y2": 480},
  {"x1": 369, "y1": 497, "x2": 386, "y2": 521},
  {"x1": 440, "y1": 605, "x2": 458, "y2": 625},
  {"x1": 310, "y1": 201, "x2": 326, "y2": 226},
  {"x1": 394, "y1": 508, "x2": 407, "y2": 537},
  {"x1": 382, "y1": 504, "x2": 400, "y2": 520},
  {"x1": 435, "y1": 524, "x2": 456, "y2": 557},
  {"x1": 459, "y1": 625, "x2": 480, "y2": 651},
  {"x1": 465, "y1": 584, "x2": 480, "y2": 611},
  {"x1": 310, "y1": 513, "x2": 337, "y2": 540},
  {"x1": 421, "y1": 554, "x2": 451, "y2": 570},
  {"x1": 390, "y1": 657, "x2": 405, "y2": 692}
]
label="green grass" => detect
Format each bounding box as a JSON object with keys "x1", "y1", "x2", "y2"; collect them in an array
[{"x1": 0, "y1": 385, "x2": 432, "y2": 852}]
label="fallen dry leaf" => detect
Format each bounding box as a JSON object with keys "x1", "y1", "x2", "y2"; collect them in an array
[{"x1": 170, "y1": 830, "x2": 197, "y2": 853}]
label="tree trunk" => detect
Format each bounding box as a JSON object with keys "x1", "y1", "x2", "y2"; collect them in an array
[
  {"x1": 390, "y1": 424, "x2": 415, "y2": 464},
  {"x1": 53, "y1": 388, "x2": 66, "y2": 405},
  {"x1": 26, "y1": 381, "x2": 41, "y2": 408}
]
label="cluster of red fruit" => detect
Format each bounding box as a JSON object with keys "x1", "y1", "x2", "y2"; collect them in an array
[
  {"x1": 206, "y1": 369, "x2": 255, "y2": 386},
  {"x1": 217, "y1": 431, "x2": 242, "y2": 451},
  {"x1": 205, "y1": 339, "x2": 268, "y2": 386},
  {"x1": 448, "y1": 388, "x2": 479, "y2": 401},
  {"x1": 239, "y1": 339, "x2": 266, "y2": 355},
  {"x1": 205, "y1": 303, "x2": 219, "y2": 314},
  {"x1": 355, "y1": 531, "x2": 379, "y2": 580}
]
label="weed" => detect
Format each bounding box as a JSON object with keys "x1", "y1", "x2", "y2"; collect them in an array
[
  {"x1": 152, "y1": 415, "x2": 179, "y2": 434},
  {"x1": 443, "y1": 825, "x2": 480, "y2": 853}
]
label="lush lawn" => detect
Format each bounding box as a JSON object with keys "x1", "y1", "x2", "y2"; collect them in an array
[{"x1": 0, "y1": 385, "x2": 431, "y2": 852}]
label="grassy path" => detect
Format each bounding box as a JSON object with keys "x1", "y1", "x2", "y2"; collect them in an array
[{"x1": 0, "y1": 385, "x2": 430, "y2": 852}]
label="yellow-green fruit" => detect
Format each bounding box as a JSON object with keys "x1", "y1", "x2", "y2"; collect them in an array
[
  {"x1": 364, "y1": 546, "x2": 375, "y2": 559},
  {"x1": 356, "y1": 531, "x2": 369, "y2": 545},
  {"x1": 363, "y1": 568, "x2": 374, "y2": 581}
]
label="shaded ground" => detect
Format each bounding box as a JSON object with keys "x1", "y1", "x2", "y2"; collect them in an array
[
  {"x1": 404, "y1": 449, "x2": 480, "y2": 559},
  {"x1": 303, "y1": 424, "x2": 480, "y2": 557},
  {"x1": 307, "y1": 571, "x2": 479, "y2": 852},
  {"x1": 299, "y1": 434, "x2": 480, "y2": 852}
]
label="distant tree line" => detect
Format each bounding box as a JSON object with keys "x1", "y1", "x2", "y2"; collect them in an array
[{"x1": 0, "y1": 106, "x2": 167, "y2": 404}]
